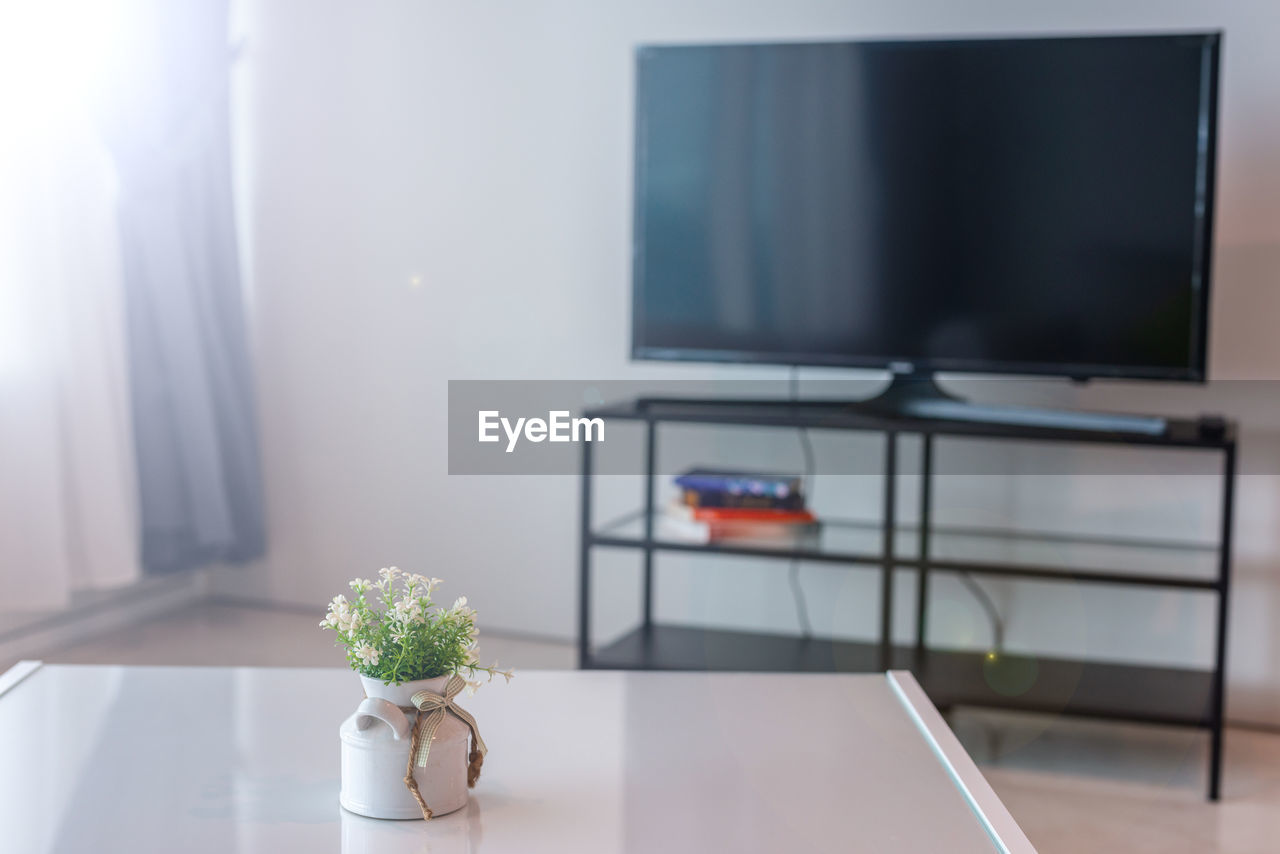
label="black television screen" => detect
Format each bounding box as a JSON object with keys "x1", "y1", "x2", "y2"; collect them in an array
[{"x1": 632, "y1": 34, "x2": 1219, "y2": 380}]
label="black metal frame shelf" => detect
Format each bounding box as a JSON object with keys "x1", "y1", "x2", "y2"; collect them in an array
[
  {"x1": 589, "y1": 624, "x2": 1214, "y2": 727},
  {"x1": 577, "y1": 396, "x2": 1237, "y2": 800}
]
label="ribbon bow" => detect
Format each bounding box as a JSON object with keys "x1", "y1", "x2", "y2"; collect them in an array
[{"x1": 402, "y1": 674, "x2": 488, "y2": 820}]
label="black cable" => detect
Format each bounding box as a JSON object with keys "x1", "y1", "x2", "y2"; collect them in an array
[
  {"x1": 786, "y1": 368, "x2": 1002, "y2": 650},
  {"x1": 918, "y1": 430, "x2": 1003, "y2": 652},
  {"x1": 787, "y1": 563, "x2": 812, "y2": 638},
  {"x1": 789, "y1": 367, "x2": 813, "y2": 638},
  {"x1": 797, "y1": 427, "x2": 816, "y2": 494},
  {"x1": 957, "y1": 573, "x2": 1005, "y2": 652}
]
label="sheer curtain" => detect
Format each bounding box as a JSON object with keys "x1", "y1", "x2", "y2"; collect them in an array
[
  {"x1": 0, "y1": 2, "x2": 141, "y2": 608},
  {"x1": 0, "y1": 0, "x2": 263, "y2": 608},
  {"x1": 100, "y1": 0, "x2": 266, "y2": 575}
]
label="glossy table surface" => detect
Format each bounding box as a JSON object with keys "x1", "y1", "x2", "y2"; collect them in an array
[{"x1": 0, "y1": 663, "x2": 1034, "y2": 853}]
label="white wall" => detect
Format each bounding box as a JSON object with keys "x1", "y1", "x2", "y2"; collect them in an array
[{"x1": 224, "y1": 0, "x2": 1280, "y2": 723}]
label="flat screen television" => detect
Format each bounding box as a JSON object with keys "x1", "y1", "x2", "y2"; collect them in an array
[{"x1": 632, "y1": 33, "x2": 1220, "y2": 381}]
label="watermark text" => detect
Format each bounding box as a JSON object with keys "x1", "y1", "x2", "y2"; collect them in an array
[{"x1": 478, "y1": 410, "x2": 604, "y2": 453}]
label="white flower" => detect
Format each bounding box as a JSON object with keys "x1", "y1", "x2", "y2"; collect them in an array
[
  {"x1": 322, "y1": 594, "x2": 358, "y2": 632},
  {"x1": 349, "y1": 578, "x2": 372, "y2": 594},
  {"x1": 356, "y1": 644, "x2": 380, "y2": 666},
  {"x1": 465, "y1": 679, "x2": 481, "y2": 696},
  {"x1": 407, "y1": 574, "x2": 443, "y2": 596},
  {"x1": 392, "y1": 596, "x2": 425, "y2": 624}
]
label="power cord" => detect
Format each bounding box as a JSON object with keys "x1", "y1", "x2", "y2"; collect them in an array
[
  {"x1": 957, "y1": 574, "x2": 1005, "y2": 652},
  {"x1": 789, "y1": 367, "x2": 813, "y2": 638},
  {"x1": 786, "y1": 367, "x2": 1004, "y2": 652}
]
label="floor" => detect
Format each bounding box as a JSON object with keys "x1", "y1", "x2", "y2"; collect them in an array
[
  {"x1": 20, "y1": 601, "x2": 1280, "y2": 853},
  {"x1": 0, "y1": 611, "x2": 50, "y2": 636},
  {"x1": 36, "y1": 599, "x2": 576, "y2": 671}
]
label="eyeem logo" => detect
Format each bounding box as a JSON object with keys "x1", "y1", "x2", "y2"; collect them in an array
[{"x1": 478, "y1": 410, "x2": 605, "y2": 453}]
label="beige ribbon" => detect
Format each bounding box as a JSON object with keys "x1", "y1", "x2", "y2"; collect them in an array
[{"x1": 402, "y1": 674, "x2": 488, "y2": 820}]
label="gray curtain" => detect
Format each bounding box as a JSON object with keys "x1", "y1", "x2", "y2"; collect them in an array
[{"x1": 99, "y1": 0, "x2": 265, "y2": 574}]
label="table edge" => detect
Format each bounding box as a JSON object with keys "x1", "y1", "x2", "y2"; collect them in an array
[
  {"x1": 888, "y1": 670, "x2": 1038, "y2": 854},
  {"x1": 0, "y1": 660, "x2": 43, "y2": 699},
  {"x1": 0, "y1": 661, "x2": 1036, "y2": 852}
]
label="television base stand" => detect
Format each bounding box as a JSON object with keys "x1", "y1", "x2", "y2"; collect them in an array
[
  {"x1": 637, "y1": 373, "x2": 1169, "y2": 436},
  {"x1": 858, "y1": 374, "x2": 1168, "y2": 436}
]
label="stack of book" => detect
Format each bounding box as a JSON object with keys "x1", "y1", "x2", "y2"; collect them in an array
[{"x1": 659, "y1": 468, "x2": 819, "y2": 544}]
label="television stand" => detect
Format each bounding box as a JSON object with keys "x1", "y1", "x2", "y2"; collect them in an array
[
  {"x1": 578, "y1": 395, "x2": 1237, "y2": 799},
  {"x1": 860, "y1": 374, "x2": 1168, "y2": 436}
]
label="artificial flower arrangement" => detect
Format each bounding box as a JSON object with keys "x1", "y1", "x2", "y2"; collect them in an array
[
  {"x1": 325, "y1": 567, "x2": 511, "y2": 821},
  {"x1": 321, "y1": 566, "x2": 513, "y2": 689}
]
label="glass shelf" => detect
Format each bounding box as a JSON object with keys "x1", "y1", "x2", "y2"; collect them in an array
[{"x1": 590, "y1": 511, "x2": 1220, "y2": 589}]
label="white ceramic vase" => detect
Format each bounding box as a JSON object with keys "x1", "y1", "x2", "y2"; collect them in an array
[{"x1": 339, "y1": 675, "x2": 471, "y2": 820}]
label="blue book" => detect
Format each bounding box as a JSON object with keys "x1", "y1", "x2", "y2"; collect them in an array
[{"x1": 673, "y1": 469, "x2": 803, "y2": 501}]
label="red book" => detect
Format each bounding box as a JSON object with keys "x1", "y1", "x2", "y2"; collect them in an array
[
  {"x1": 665, "y1": 502, "x2": 816, "y2": 525},
  {"x1": 685, "y1": 506, "x2": 816, "y2": 524},
  {"x1": 660, "y1": 501, "x2": 820, "y2": 544}
]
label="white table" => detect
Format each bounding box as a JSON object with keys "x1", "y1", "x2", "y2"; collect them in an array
[{"x1": 0, "y1": 662, "x2": 1035, "y2": 853}]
